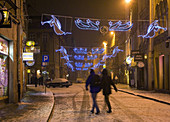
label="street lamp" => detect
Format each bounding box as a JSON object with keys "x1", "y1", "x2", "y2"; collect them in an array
[
  {"x1": 103, "y1": 41, "x2": 107, "y2": 68},
  {"x1": 110, "y1": 31, "x2": 115, "y2": 47},
  {"x1": 125, "y1": 0, "x2": 131, "y2": 4}
]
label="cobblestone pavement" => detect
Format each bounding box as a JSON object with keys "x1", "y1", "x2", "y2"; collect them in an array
[
  {"x1": 0, "y1": 85, "x2": 54, "y2": 122},
  {"x1": 49, "y1": 84, "x2": 170, "y2": 122},
  {"x1": 0, "y1": 83, "x2": 170, "y2": 122}
]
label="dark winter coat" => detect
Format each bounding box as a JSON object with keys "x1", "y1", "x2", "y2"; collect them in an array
[
  {"x1": 86, "y1": 72, "x2": 101, "y2": 93},
  {"x1": 101, "y1": 75, "x2": 117, "y2": 95}
]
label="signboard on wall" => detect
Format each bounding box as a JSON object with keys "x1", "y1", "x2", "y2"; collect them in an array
[
  {"x1": 134, "y1": 54, "x2": 144, "y2": 61},
  {"x1": 23, "y1": 52, "x2": 34, "y2": 61},
  {"x1": 0, "y1": 10, "x2": 11, "y2": 28}
]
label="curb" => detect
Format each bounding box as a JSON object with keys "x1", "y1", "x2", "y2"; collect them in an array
[
  {"x1": 118, "y1": 89, "x2": 170, "y2": 105},
  {"x1": 47, "y1": 91, "x2": 55, "y2": 122}
]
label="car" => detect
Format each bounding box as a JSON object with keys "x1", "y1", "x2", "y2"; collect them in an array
[{"x1": 45, "y1": 78, "x2": 72, "y2": 88}]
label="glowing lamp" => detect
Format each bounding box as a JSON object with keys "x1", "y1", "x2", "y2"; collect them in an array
[
  {"x1": 103, "y1": 64, "x2": 106, "y2": 68},
  {"x1": 103, "y1": 41, "x2": 107, "y2": 47},
  {"x1": 125, "y1": 0, "x2": 131, "y2": 3},
  {"x1": 144, "y1": 54, "x2": 147, "y2": 59},
  {"x1": 26, "y1": 41, "x2": 35, "y2": 47},
  {"x1": 27, "y1": 69, "x2": 31, "y2": 73}
]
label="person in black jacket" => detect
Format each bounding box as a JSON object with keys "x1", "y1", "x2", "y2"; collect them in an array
[
  {"x1": 86, "y1": 69, "x2": 101, "y2": 114},
  {"x1": 101, "y1": 68, "x2": 118, "y2": 113}
]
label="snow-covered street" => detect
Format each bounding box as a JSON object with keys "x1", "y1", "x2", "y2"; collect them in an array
[{"x1": 49, "y1": 84, "x2": 170, "y2": 122}]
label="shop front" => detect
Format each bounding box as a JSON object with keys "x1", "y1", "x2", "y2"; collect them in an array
[{"x1": 0, "y1": 37, "x2": 8, "y2": 99}]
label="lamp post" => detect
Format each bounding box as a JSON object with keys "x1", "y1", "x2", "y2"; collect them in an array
[{"x1": 103, "y1": 41, "x2": 107, "y2": 68}]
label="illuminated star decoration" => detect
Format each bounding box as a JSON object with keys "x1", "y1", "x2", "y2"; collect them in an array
[
  {"x1": 41, "y1": 15, "x2": 72, "y2": 35},
  {"x1": 109, "y1": 21, "x2": 133, "y2": 31},
  {"x1": 138, "y1": 20, "x2": 167, "y2": 38},
  {"x1": 75, "y1": 18, "x2": 100, "y2": 31}
]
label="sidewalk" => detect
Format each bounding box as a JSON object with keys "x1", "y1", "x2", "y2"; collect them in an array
[
  {"x1": 116, "y1": 83, "x2": 170, "y2": 105},
  {"x1": 0, "y1": 85, "x2": 54, "y2": 122}
]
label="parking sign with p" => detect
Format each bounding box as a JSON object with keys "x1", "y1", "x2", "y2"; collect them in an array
[{"x1": 42, "y1": 55, "x2": 49, "y2": 62}]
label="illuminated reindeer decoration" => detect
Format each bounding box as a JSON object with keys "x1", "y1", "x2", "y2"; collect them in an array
[{"x1": 41, "y1": 15, "x2": 72, "y2": 35}]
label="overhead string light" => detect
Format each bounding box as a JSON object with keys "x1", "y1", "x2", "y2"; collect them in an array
[
  {"x1": 138, "y1": 20, "x2": 167, "y2": 38},
  {"x1": 56, "y1": 46, "x2": 74, "y2": 71},
  {"x1": 75, "y1": 62, "x2": 83, "y2": 67},
  {"x1": 92, "y1": 46, "x2": 123, "y2": 69},
  {"x1": 73, "y1": 48, "x2": 87, "y2": 54},
  {"x1": 108, "y1": 21, "x2": 133, "y2": 31},
  {"x1": 87, "y1": 55, "x2": 97, "y2": 60},
  {"x1": 41, "y1": 15, "x2": 72, "y2": 35},
  {"x1": 75, "y1": 18, "x2": 100, "y2": 31},
  {"x1": 74, "y1": 55, "x2": 85, "y2": 60},
  {"x1": 65, "y1": 62, "x2": 74, "y2": 71}
]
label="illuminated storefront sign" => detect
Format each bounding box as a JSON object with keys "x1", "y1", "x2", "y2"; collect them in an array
[
  {"x1": 23, "y1": 52, "x2": 34, "y2": 61},
  {"x1": 26, "y1": 60, "x2": 35, "y2": 66},
  {"x1": 0, "y1": 10, "x2": 11, "y2": 28},
  {"x1": 26, "y1": 41, "x2": 35, "y2": 47}
]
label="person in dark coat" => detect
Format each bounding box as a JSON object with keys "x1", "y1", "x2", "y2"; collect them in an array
[
  {"x1": 86, "y1": 69, "x2": 101, "y2": 114},
  {"x1": 101, "y1": 68, "x2": 118, "y2": 113}
]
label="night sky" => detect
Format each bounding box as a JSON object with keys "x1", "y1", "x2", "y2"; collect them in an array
[{"x1": 27, "y1": 0, "x2": 126, "y2": 47}]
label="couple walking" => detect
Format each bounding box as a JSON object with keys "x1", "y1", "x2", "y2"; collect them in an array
[{"x1": 85, "y1": 69, "x2": 118, "y2": 115}]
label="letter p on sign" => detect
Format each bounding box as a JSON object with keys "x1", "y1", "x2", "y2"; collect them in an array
[{"x1": 42, "y1": 55, "x2": 49, "y2": 62}]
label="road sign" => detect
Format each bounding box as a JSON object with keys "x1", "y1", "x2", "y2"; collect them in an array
[{"x1": 42, "y1": 55, "x2": 49, "y2": 62}]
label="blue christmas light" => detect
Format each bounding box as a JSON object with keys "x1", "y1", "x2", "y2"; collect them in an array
[
  {"x1": 75, "y1": 62, "x2": 83, "y2": 67},
  {"x1": 83, "y1": 68, "x2": 89, "y2": 71},
  {"x1": 138, "y1": 20, "x2": 167, "y2": 38},
  {"x1": 85, "y1": 63, "x2": 93, "y2": 67},
  {"x1": 75, "y1": 18, "x2": 100, "y2": 31},
  {"x1": 65, "y1": 62, "x2": 74, "y2": 71},
  {"x1": 91, "y1": 48, "x2": 105, "y2": 54},
  {"x1": 76, "y1": 68, "x2": 82, "y2": 71},
  {"x1": 74, "y1": 55, "x2": 85, "y2": 60},
  {"x1": 110, "y1": 46, "x2": 124, "y2": 58},
  {"x1": 109, "y1": 21, "x2": 133, "y2": 31},
  {"x1": 87, "y1": 55, "x2": 97, "y2": 60},
  {"x1": 73, "y1": 48, "x2": 87, "y2": 54},
  {"x1": 41, "y1": 15, "x2": 72, "y2": 35},
  {"x1": 56, "y1": 46, "x2": 68, "y2": 56}
]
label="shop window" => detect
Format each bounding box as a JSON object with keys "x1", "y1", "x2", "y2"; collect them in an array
[{"x1": 0, "y1": 37, "x2": 8, "y2": 97}]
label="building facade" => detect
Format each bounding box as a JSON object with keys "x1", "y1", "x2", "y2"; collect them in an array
[{"x1": 0, "y1": 0, "x2": 28, "y2": 104}]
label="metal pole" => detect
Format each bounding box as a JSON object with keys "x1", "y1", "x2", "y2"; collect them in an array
[{"x1": 148, "y1": 0, "x2": 154, "y2": 90}]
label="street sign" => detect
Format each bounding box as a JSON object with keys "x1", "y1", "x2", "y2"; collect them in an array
[{"x1": 42, "y1": 55, "x2": 49, "y2": 62}]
